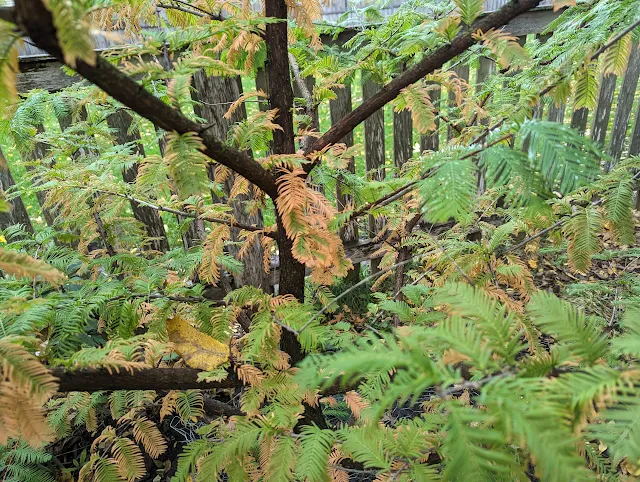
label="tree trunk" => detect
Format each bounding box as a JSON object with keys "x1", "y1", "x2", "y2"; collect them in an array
[
  {"x1": 362, "y1": 78, "x2": 386, "y2": 273},
  {"x1": 609, "y1": 41, "x2": 640, "y2": 163},
  {"x1": 106, "y1": 110, "x2": 170, "y2": 252},
  {"x1": 0, "y1": 147, "x2": 34, "y2": 233},
  {"x1": 191, "y1": 72, "x2": 270, "y2": 292},
  {"x1": 591, "y1": 73, "x2": 618, "y2": 146},
  {"x1": 330, "y1": 83, "x2": 360, "y2": 282},
  {"x1": 265, "y1": 0, "x2": 326, "y2": 429}
]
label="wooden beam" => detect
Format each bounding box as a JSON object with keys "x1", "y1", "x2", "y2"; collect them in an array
[{"x1": 52, "y1": 367, "x2": 240, "y2": 392}]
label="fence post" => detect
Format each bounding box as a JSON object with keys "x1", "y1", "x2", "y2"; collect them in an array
[
  {"x1": 448, "y1": 64, "x2": 470, "y2": 140},
  {"x1": 106, "y1": 110, "x2": 170, "y2": 252},
  {"x1": 608, "y1": 41, "x2": 640, "y2": 164},
  {"x1": 394, "y1": 65, "x2": 414, "y2": 168},
  {"x1": 591, "y1": 73, "x2": 618, "y2": 146},
  {"x1": 330, "y1": 83, "x2": 360, "y2": 281},
  {"x1": 0, "y1": 147, "x2": 34, "y2": 233},
  {"x1": 362, "y1": 77, "x2": 386, "y2": 273},
  {"x1": 191, "y1": 72, "x2": 271, "y2": 292}
]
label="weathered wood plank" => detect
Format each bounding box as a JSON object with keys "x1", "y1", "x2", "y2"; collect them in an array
[
  {"x1": 448, "y1": 64, "x2": 470, "y2": 140},
  {"x1": 191, "y1": 72, "x2": 270, "y2": 291},
  {"x1": 0, "y1": 147, "x2": 34, "y2": 233},
  {"x1": 394, "y1": 108, "x2": 413, "y2": 168},
  {"x1": 362, "y1": 77, "x2": 386, "y2": 273},
  {"x1": 330, "y1": 83, "x2": 360, "y2": 280},
  {"x1": 420, "y1": 84, "x2": 441, "y2": 152},
  {"x1": 106, "y1": 110, "x2": 170, "y2": 252},
  {"x1": 609, "y1": 41, "x2": 640, "y2": 162},
  {"x1": 591, "y1": 73, "x2": 618, "y2": 146},
  {"x1": 570, "y1": 107, "x2": 589, "y2": 135}
]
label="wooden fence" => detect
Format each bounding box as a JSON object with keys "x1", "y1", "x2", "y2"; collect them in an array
[{"x1": 2, "y1": 3, "x2": 640, "y2": 280}]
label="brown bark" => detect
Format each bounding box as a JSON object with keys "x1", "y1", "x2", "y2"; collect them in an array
[
  {"x1": 106, "y1": 110, "x2": 170, "y2": 252},
  {"x1": 264, "y1": 0, "x2": 326, "y2": 428},
  {"x1": 52, "y1": 367, "x2": 239, "y2": 392}
]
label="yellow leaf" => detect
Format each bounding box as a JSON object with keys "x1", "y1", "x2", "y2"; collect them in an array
[
  {"x1": 0, "y1": 235, "x2": 6, "y2": 244},
  {"x1": 166, "y1": 316, "x2": 229, "y2": 371},
  {"x1": 528, "y1": 259, "x2": 538, "y2": 269}
]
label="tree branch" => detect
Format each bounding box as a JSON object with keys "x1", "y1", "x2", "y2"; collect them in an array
[
  {"x1": 15, "y1": 0, "x2": 279, "y2": 199},
  {"x1": 304, "y1": 0, "x2": 544, "y2": 172},
  {"x1": 51, "y1": 367, "x2": 240, "y2": 392}
]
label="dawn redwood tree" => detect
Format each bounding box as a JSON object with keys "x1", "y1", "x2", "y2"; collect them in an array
[{"x1": 1, "y1": 0, "x2": 640, "y2": 480}]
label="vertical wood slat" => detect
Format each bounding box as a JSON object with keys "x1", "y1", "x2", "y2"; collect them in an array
[
  {"x1": 156, "y1": 127, "x2": 206, "y2": 250},
  {"x1": 394, "y1": 63, "x2": 414, "y2": 168},
  {"x1": 362, "y1": 78, "x2": 386, "y2": 273},
  {"x1": 591, "y1": 73, "x2": 618, "y2": 146},
  {"x1": 0, "y1": 147, "x2": 34, "y2": 233},
  {"x1": 547, "y1": 102, "x2": 566, "y2": 124},
  {"x1": 330, "y1": 83, "x2": 360, "y2": 281},
  {"x1": 394, "y1": 109, "x2": 413, "y2": 168},
  {"x1": 191, "y1": 72, "x2": 270, "y2": 292},
  {"x1": 448, "y1": 64, "x2": 470, "y2": 140},
  {"x1": 24, "y1": 125, "x2": 57, "y2": 227},
  {"x1": 570, "y1": 108, "x2": 589, "y2": 135},
  {"x1": 629, "y1": 104, "x2": 640, "y2": 157},
  {"x1": 609, "y1": 41, "x2": 640, "y2": 162},
  {"x1": 631, "y1": 106, "x2": 640, "y2": 210},
  {"x1": 106, "y1": 110, "x2": 170, "y2": 252},
  {"x1": 420, "y1": 85, "x2": 440, "y2": 152},
  {"x1": 476, "y1": 56, "x2": 495, "y2": 193}
]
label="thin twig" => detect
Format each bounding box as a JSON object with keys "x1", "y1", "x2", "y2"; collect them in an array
[
  {"x1": 608, "y1": 287, "x2": 619, "y2": 327},
  {"x1": 591, "y1": 18, "x2": 640, "y2": 60},
  {"x1": 157, "y1": 3, "x2": 206, "y2": 18},
  {"x1": 73, "y1": 186, "x2": 272, "y2": 236},
  {"x1": 296, "y1": 249, "x2": 437, "y2": 335},
  {"x1": 428, "y1": 233, "x2": 475, "y2": 286},
  {"x1": 500, "y1": 216, "x2": 573, "y2": 255},
  {"x1": 471, "y1": 19, "x2": 640, "y2": 146},
  {"x1": 108, "y1": 292, "x2": 224, "y2": 305}
]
